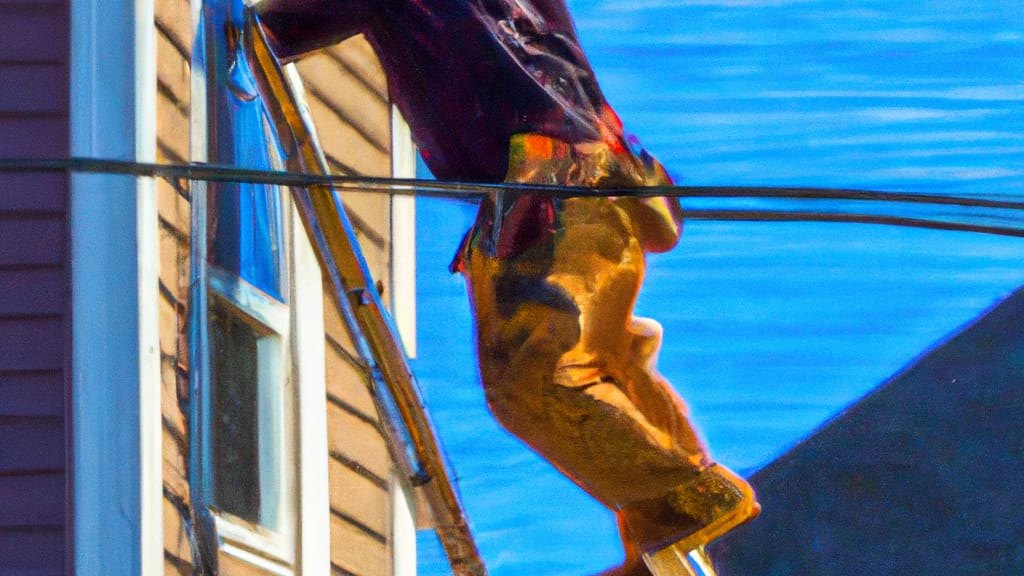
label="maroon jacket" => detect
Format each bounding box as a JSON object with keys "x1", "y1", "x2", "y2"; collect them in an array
[
  {"x1": 256, "y1": 0, "x2": 627, "y2": 182},
  {"x1": 256, "y1": 0, "x2": 682, "y2": 265}
]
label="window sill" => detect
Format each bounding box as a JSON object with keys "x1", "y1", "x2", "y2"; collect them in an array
[{"x1": 211, "y1": 510, "x2": 295, "y2": 576}]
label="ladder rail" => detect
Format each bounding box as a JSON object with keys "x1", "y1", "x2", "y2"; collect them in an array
[{"x1": 245, "y1": 10, "x2": 487, "y2": 575}]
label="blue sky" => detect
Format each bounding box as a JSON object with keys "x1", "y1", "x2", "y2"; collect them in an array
[{"x1": 412, "y1": 1, "x2": 1024, "y2": 573}]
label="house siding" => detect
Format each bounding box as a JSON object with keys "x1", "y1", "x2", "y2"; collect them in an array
[
  {"x1": 323, "y1": 295, "x2": 395, "y2": 576},
  {"x1": 294, "y1": 36, "x2": 395, "y2": 291},
  {"x1": 0, "y1": 0, "x2": 71, "y2": 573},
  {"x1": 296, "y1": 36, "x2": 399, "y2": 576},
  {"x1": 152, "y1": 3, "x2": 403, "y2": 570},
  {"x1": 155, "y1": 0, "x2": 197, "y2": 573}
]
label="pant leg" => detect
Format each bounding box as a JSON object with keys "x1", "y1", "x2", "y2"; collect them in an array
[{"x1": 465, "y1": 197, "x2": 710, "y2": 509}]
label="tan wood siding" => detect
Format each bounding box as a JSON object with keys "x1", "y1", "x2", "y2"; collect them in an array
[
  {"x1": 300, "y1": 35, "x2": 400, "y2": 576},
  {"x1": 295, "y1": 36, "x2": 394, "y2": 308},
  {"x1": 294, "y1": 38, "x2": 391, "y2": 177},
  {"x1": 330, "y1": 512, "x2": 392, "y2": 576},
  {"x1": 152, "y1": 9, "x2": 402, "y2": 573},
  {"x1": 155, "y1": 0, "x2": 196, "y2": 574},
  {"x1": 323, "y1": 295, "x2": 396, "y2": 576}
]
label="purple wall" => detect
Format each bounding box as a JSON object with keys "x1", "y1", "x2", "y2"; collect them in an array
[{"x1": 0, "y1": 1, "x2": 71, "y2": 573}]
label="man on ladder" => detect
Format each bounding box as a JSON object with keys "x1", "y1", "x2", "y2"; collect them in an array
[{"x1": 254, "y1": 1, "x2": 760, "y2": 573}]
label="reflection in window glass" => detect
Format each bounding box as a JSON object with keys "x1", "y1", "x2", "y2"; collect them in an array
[
  {"x1": 209, "y1": 181, "x2": 285, "y2": 301},
  {"x1": 194, "y1": 0, "x2": 296, "y2": 567},
  {"x1": 207, "y1": 35, "x2": 286, "y2": 301}
]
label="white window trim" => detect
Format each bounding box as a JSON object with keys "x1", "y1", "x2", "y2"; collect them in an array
[
  {"x1": 392, "y1": 473, "x2": 418, "y2": 576},
  {"x1": 70, "y1": 0, "x2": 163, "y2": 574},
  {"x1": 190, "y1": 199, "x2": 330, "y2": 576},
  {"x1": 291, "y1": 206, "x2": 331, "y2": 576},
  {"x1": 389, "y1": 105, "x2": 419, "y2": 575},
  {"x1": 390, "y1": 105, "x2": 418, "y2": 358}
]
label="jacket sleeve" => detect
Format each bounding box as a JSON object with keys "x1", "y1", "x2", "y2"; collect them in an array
[{"x1": 255, "y1": 0, "x2": 378, "y2": 61}]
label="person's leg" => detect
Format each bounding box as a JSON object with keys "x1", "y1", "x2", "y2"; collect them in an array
[
  {"x1": 466, "y1": 197, "x2": 758, "y2": 567},
  {"x1": 550, "y1": 200, "x2": 759, "y2": 557}
]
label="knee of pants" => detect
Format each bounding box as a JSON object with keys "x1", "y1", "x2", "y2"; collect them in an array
[
  {"x1": 628, "y1": 317, "x2": 664, "y2": 367},
  {"x1": 479, "y1": 301, "x2": 580, "y2": 362},
  {"x1": 475, "y1": 301, "x2": 580, "y2": 401}
]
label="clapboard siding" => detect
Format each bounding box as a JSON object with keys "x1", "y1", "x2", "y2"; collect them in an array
[
  {"x1": 0, "y1": 527, "x2": 65, "y2": 573},
  {"x1": 0, "y1": 117, "x2": 68, "y2": 158},
  {"x1": 0, "y1": 417, "x2": 65, "y2": 473},
  {"x1": 305, "y1": 94, "x2": 391, "y2": 172},
  {"x1": 330, "y1": 512, "x2": 392, "y2": 576},
  {"x1": 323, "y1": 290, "x2": 398, "y2": 576},
  {"x1": 327, "y1": 42, "x2": 389, "y2": 101},
  {"x1": 302, "y1": 35, "x2": 401, "y2": 576},
  {"x1": 0, "y1": 174, "x2": 66, "y2": 212},
  {"x1": 322, "y1": 277, "x2": 398, "y2": 576},
  {"x1": 323, "y1": 303, "x2": 395, "y2": 569},
  {"x1": 295, "y1": 36, "x2": 395, "y2": 302},
  {"x1": 0, "y1": 4, "x2": 68, "y2": 64},
  {"x1": 0, "y1": 371, "x2": 63, "y2": 418},
  {"x1": 0, "y1": 217, "x2": 65, "y2": 268},
  {"x1": 156, "y1": 148, "x2": 195, "y2": 569},
  {"x1": 0, "y1": 268, "x2": 65, "y2": 316},
  {"x1": 0, "y1": 471, "x2": 66, "y2": 574},
  {"x1": 157, "y1": 90, "x2": 190, "y2": 162},
  {"x1": 297, "y1": 54, "x2": 391, "y2": 154},
  {"x1": 295, "y1": 37, "x2": 391, "y2": 179},
  {"x1": 322, "y1": 283, "x2": 381, "y2": 420},
  {"x1": 0, "y1": 2, "x2": 69, "y2": 572},
  {"x1": 155, "y1": 0, "x2": 196, "y2": 573},
  {"x1": 328, "y1": 456, "x2": 391, "y2": 538},
  {"x1": 0, "y1": 317, "x2": 64, "y2": 372},
  {"x1": 0, "y1": 63, "x2": 67, "y2": 115},
  {"x1": 0, "y1": 473, "x2": 64, "y2": 526},
  {"x1": 162, "y1": 493, "x2": 195, "y2": 576}
]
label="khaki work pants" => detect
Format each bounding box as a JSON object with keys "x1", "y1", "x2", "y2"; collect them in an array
[{"x1": 463, "y1": 195, "x2": 709, "y2": 515}]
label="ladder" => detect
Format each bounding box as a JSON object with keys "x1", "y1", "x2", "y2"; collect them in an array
[
  {"x1": 645, "y1": 545, "x2": 719, "y2": 576},
  {"x1": 245, "y1": 11, "x2": 487, "y2": 575}
]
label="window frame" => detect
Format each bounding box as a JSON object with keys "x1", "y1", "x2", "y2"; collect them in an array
[
  {"x1": 189, "y1": 2, "x2": 331, "y2": 570},
  {"x1": 189, "y1": 2, "x2": 422, "y2": 573},
  {"x1": 191, "y1": 183, "x2": 300, "y2": 572},
  {"x1": 191, "y1": 183, "x2": 332, "y2": 575}
]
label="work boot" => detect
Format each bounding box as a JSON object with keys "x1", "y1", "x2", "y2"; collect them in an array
[{"x1": 620, "y1": 463, "x2": 760, "y2": 557}]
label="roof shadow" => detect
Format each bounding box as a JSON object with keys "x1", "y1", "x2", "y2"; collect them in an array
[{"x1": 709, "y1": 286, "x2": 1024, "y2": 575}]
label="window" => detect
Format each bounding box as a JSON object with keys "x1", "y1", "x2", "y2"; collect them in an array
[
  {"x1": 201, "y1": 182, "x2": 296, "y2": 563},
  {"x1": 192, "y1": 173, "x2": 332, "y2": 576},
  {"x1": 194, "y1": 148, "x2": 300, "y2": 571},
  {"x1": 190, "y1": 2, "x2": 308, "y2": 571},
  {"x1": 190, "y1": 1, "x2": 422, "y2": 573}
]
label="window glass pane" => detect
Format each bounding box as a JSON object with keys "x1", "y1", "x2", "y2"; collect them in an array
[
  {"x1": 207, "y1": 40, "x2": 287, "y2": 301},
  {"x1": 210, "y1": 182, "x2": 285, "y2": 300},
  {"x1": 197, "y1": 0, "x2": 295, "y2": 558},
  {"x1": 209, "y1": 302, "x2": 265, "y2": 525}
]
